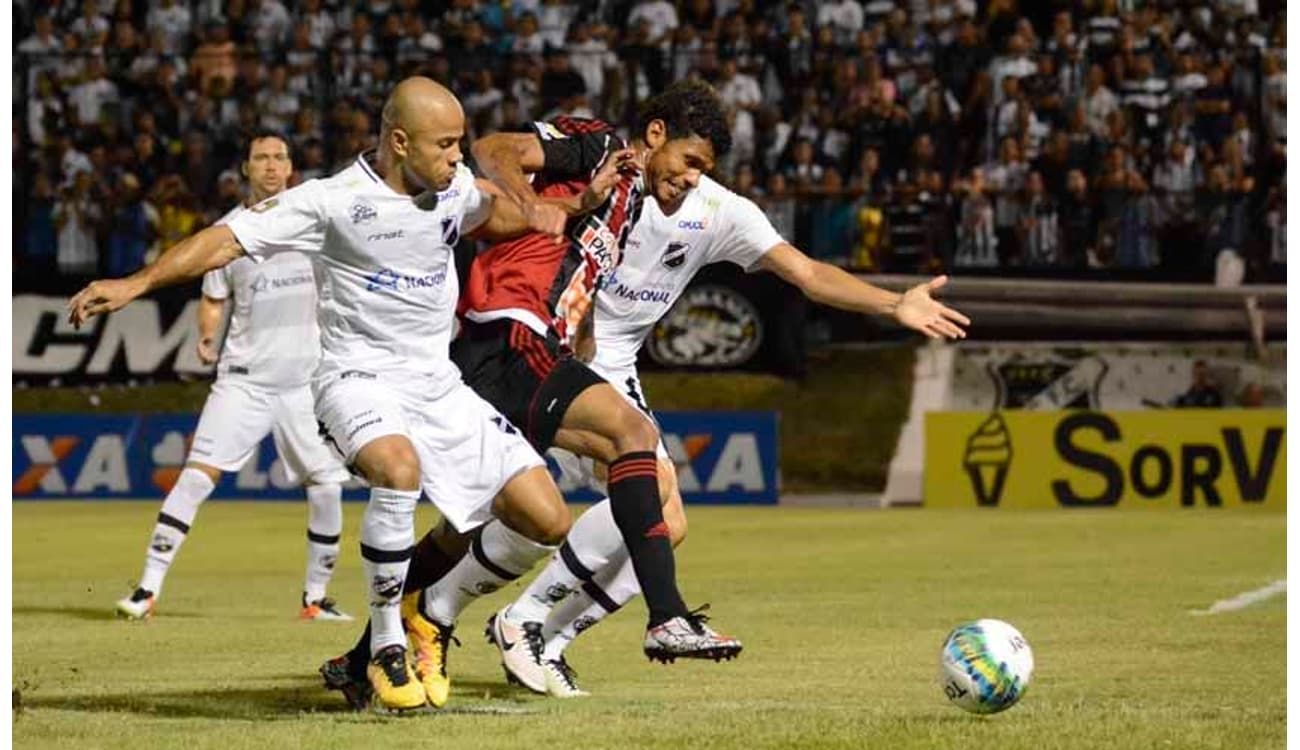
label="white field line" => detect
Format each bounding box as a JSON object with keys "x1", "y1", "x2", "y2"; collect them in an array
[{"x1": 1189, "y1": 579, "x2": 1286, "y2": 616}]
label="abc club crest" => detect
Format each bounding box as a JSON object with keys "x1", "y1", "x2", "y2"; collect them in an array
[{"x1": 662, "y1": 241, "x2": 690, "y2": 269}]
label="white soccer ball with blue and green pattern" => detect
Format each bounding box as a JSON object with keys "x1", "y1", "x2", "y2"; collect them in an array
[{"x1": 938, "y1": 619, "x2": 1034, "y2": 714}]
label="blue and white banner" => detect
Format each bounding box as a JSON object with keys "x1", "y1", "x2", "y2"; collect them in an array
[{"x1": 13, "y1": 411, "x2": 780, "y2": 505}]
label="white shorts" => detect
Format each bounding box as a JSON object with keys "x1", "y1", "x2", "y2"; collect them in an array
[
  {"x1": 188, "y1": 379, "x2": 351, "y2": 486},
  {"x1": 547, "y1": 365, "x2": 669, "y2": 494},
  {"x1": 314, "y1": 375, "x2": 543, "y2": 532}
]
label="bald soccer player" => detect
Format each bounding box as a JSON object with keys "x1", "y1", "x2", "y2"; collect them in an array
[{"x1": 68, "y1": 78, "x2": 621, "y2": 712}]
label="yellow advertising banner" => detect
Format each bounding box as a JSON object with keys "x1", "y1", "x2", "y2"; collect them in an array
[{"x1": 925, "y1": 410, "x2": 1286, "y2": 509}]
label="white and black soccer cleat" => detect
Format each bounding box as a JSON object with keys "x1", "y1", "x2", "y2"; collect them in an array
[
  {"x1": 115, "y1": 587, "x2": 155, "y2": 620},
  {"x1": 485, "y1": 607, "x2": 547, "y2": 693},
  {"x1": 543, "y1": 656, "x2": 589, "y2": 698},
  {"x1": 643, "y1": 605, "x2": 743, "y2": 664}
]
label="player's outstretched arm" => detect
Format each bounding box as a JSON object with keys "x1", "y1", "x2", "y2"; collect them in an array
[
  {"x1": 471, "y1": 132, "x2": 567, "y2": 239},
  {"x1": 757, "y1": 243, "x2": 970, "y2": 340},
  {"x1": 67, "y1": 225, "x2": 245, "y2": 328}
]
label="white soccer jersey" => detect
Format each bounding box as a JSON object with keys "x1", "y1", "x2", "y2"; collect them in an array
[
  {"x1": 226, "y1": 154, "x2": 492, "y2": 398},
  {"x1": 591, "y1": 175, "x2": 785, "y2": 371},
  {"x1": 201, "y1": 204, "x2": 320, "y2": 389}
]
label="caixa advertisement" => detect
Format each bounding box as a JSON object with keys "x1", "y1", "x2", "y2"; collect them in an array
[
  {"x1": 925, "y1": 410, "x2": 1285, "y2": 509},
  {"x1": 13, "y1": 411, "x2": 779, "y2": 505}
]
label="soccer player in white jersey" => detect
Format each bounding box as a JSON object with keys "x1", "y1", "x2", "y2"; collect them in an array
[
  {"x1": 113, "y1": 132, "x2": 355, "y2": 623},
  {"x1": 490, "y1": 170, "x2": 971, "y2": 697},
  {"x1": 70, "y1": 78, "x2": 609, "y2": 713}
]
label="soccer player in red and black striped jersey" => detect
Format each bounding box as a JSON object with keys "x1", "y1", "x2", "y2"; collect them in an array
[{"x1": 323, "y1": 81, "x2": 741, "y2": 708}]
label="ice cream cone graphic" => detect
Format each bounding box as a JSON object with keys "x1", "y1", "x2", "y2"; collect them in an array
[{"x1": 963, "y1": 414, "x2": 1013, "y2": 506}]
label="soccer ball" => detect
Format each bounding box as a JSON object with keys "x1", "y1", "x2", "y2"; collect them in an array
[{"x1": 938, "y1": 619, "x2": 1034, "y2": 714}]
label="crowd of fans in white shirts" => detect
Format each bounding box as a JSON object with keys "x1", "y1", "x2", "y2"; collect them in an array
[{"x1": 14, "y1": 0, "x2": 1287, "y2": 285}]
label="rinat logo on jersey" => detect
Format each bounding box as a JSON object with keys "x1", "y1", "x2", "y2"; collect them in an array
[{"x1": 349, "y1": 197, "x2": 378, "y2": 225}]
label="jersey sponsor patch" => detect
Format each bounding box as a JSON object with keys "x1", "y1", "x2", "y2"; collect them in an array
[
  {"x1": 349, "y1": 197, "x2": 378, "y2": 225},
  {"x1": 575, "y1": 215, "x2": 620, "y2": 275}
]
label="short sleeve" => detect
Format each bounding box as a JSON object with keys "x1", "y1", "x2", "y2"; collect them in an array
[
  {"x1": 201, "y1": 266, "x2": 231, "y2": 300},
  {"x1": 710, "y1": 195, "x2": 786, "y2": 272},
  {"x1": 456, "y1": 167, "x2": 493, "y2": 234},
  {"x1": 226, "y1": 179, "x2": 327, "y2": 261},
  {"x1": 531, "y1": 120, "x2": 616, "y2": 178}
]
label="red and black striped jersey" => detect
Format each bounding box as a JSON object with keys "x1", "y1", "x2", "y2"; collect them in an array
[{"x1": 460, "y1": 116, "x2": 645, "y2": 347}]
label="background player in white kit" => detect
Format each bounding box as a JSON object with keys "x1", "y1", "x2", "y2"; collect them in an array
[
  {"x1": 71, "y1": 78, "x2": 597, "y2": 712},
  {"x1": 490, "y1": 169, "x2": 971, "y2": 697},
  {"x1": 115, "y1": 132, "x2": 354, "y2": 623}
]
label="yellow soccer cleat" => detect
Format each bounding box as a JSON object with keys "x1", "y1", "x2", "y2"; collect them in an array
[
  {"x1": 402, "y1": 591, "x2": 457, "y2": 708},
  {"x1": 366, "y1": 643, "x2": 428, "y2": 712}
]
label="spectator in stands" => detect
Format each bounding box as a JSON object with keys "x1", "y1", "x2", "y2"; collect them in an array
[
  {"x1": 105, "y1": 172, "x2": 158, "y2": 277},
  {"x1": 147, "y1": 0, "x2": 192, "y2": 55},
  {"x1": 191, "y1": 21, "x2": 237, "y2": 93},
  {"x1": 718, "y1": 57, "x2": 761, "y2": 167},
  {"x1": 1019, "y1": 170, "x2": 1061, "y2": 266},
  {"x1": 69, "y1": 56, "x2": 119, "y2": 130},
  {"x1": 1174, "y1": 360, "x2": 1223, "y2": 408},
  {"x1": 808, "y1": 168, "x2": 854, "y2": 264},
  {"x1": 52, "y1": 170, "x2": 103, "y2": 277},
  {"x1": 539, "y1": 46, "x2": 589, "y2": 117},
  {"x1": 22, "y1": 173, "x2": 59, "y2": 281},
  {"x1": 17, "y1": 13, "x2": 63, "y2": 94},
  {"x1": 5, "y1": 0, "x2": 1287, "y2": 282},
  {"x1": 1058, "y1": 169, "x2": 1095, "y2": 269},
  {"x1": 69, "y1": 0, "x2": 111, "y2": 47},
  {"x1": 758, "y1": 173, "x2": 797, "y2": 247},
  {"x1": 249, "y1": 0, "x2": 293, "y2": 53},
  {"x1": 953, "y1": 167, "x2": 997, "y2": 268},
  {"x1": 984, "y1": 136, "x2": 1026, "y2": 265},
  {"x1": 1083, "y1": 63, "x2": 1119, "y2": 137}
]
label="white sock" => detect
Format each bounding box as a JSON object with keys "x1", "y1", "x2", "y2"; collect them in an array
[
  {"x1": 509, "y1": 498, "x2": 624, "y2": 622},
  {"x1": 304, "y1": 482, "x2": 343, "y2": 603},
  {"x1": 361, "y1": 487, "x2": 419, "y2": 654},
  {"x1": 139, "y1": 468, "x2": 215, "y2": 596},
  {"x1": 423, "y1": 520, "x2": 554, "y2": 626},
  {"x1": 542, "y1": 559, "x2": 641, "y2": 661}
]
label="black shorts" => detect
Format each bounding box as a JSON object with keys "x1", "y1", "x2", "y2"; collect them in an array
[{"x1": 451, "y1": 319, "x2": 606, "y2": 453}]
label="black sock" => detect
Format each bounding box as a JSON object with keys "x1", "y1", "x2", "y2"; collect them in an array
[
  {"x1": 607, "y1": 451, "x2": 686, "y2": 627},
  {"x1": 346, "y1": 622, "x2": 371, "y2": 680},
  {"x1": 403, "y1": 529, "x2": 462, "y2": 594}
]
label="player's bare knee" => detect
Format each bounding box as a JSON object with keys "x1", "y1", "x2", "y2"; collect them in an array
[
  {"x1": 613, "y1": 405, "x2": 659, "y2": 454},
  {"x1": 371, "y1": 453, "x2": 421, "y2": 491},
  {"x1": 533, "y1": 502, "x2": 572, "y2": 546}
]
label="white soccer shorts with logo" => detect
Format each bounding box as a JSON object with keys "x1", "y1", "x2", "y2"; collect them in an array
[
  {"x1": 188, "y1": 379, "x2": 352, "y2": 486},
  {"x1": 314, "y1": 374, "x2": 544, "y2": 533},
  {"x1": 547, "y1": 363, "x2": 670, "y2": 492}
]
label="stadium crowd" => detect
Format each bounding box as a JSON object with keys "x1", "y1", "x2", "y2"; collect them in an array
[{"x1": 13, "y1": 0, "x2": 1288, "y2": 286}]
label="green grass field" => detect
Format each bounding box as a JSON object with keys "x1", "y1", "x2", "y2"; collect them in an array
[{"x1": 13, "y1": 502, "x2": 1285, "y2": 750}]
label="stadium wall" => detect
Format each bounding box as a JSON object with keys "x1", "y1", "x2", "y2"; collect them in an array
[
  {"x1": 12, "y1": 410, "x2": 779, "y2": 505},
  {"x1": 883, "y1": 339, "x2": 1286, "y2": 507}
]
